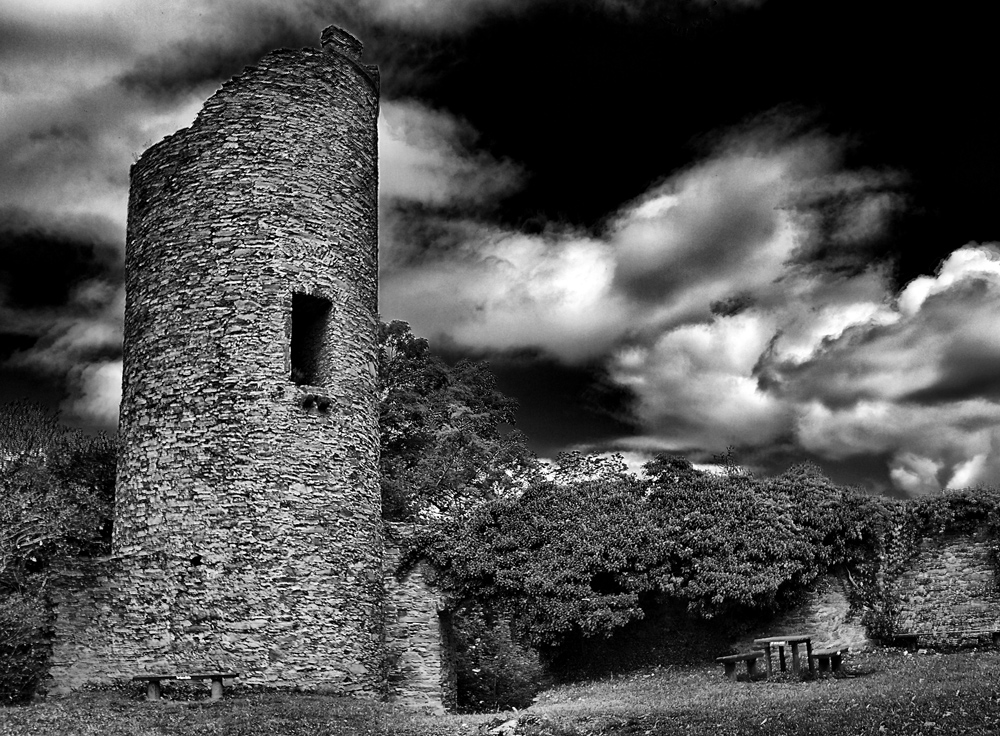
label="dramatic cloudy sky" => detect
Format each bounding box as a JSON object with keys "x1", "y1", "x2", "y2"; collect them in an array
[{"x1": 2, "y1": 0, "x2": 998, "y2": 495}]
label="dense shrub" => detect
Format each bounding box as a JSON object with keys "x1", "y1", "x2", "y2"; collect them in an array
[
  {"x1": 0, "y1": 591, "x2": 52, "y2": 704},
  {"x1": 408, "y1": 452, "x2": 1000, "y2": 669},
  {"x1": 908, "y1": 486, "x2": 1000, "y2": 536},
  {"x1": 408, "y1": 457, "x2": 657, "y2": 651},
  {"x1": 452, "y1": 604, "x2": 550, "y2": 712}
]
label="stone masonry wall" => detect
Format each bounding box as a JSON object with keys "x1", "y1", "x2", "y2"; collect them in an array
[
  {"x1": 895, "y1": 529, "x2": 1000, "y2": 643},
  {"x1": 736, "y1": 575, "x2": 871, "y2": 653},
  {"x1": 47, "y1": 559, "x2": 121, "y2": 693},
  {"x1": 383, "y1": 524, "x2": 457, "y2": 713},
  {"x1": 50, "y1": 26, "x2": 384, "y2": 696}
]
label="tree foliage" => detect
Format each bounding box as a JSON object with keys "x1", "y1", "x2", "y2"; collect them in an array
[{"x1": 377, "y1": 320, "x2": 537, "y2": 520}]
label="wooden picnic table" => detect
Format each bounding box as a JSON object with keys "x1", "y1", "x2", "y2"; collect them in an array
[{"x1": 753, "y1": 634, "x2": 814, "y2": 677}]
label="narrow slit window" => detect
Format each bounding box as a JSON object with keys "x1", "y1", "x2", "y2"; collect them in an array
[{"x1": 290, "y1": 293, "x2": 331, "y2": 386}]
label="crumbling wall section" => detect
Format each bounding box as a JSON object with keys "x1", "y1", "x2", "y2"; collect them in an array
[
  {"x1": 738, "y1": 575, "x2": 871, "y2": 652},
  {"x1": 51, "y1": 26, "x2": 384, "y2": 696},
  {"x1": 383, "y1": 524, "x2": 457, "y2": 713}
]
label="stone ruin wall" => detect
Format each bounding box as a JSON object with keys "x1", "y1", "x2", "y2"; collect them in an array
[
  {"x1": 50, "y1": 528, "x2": 458, "y2": 709},
  {"x1": 50, "y1": 27, "x2": 387, "y2": 697},
  {"x1": 383, "y1": 524, "x2": 457, "y2": 713},
  {"x1": 895, "y1": 529, "x2": 1000, "y2": 644},
  {"x1": 734, "y1": 529, "x2": 1000, "y2": 654}
]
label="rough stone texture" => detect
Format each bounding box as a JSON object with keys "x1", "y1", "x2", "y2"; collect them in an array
[
  {"x1": 49, "y1": 26, "x2": 385, "y2": 697},
  {"x1": 737, "y1": 576, "x2": 871, "y2": 652},
  {"x1": 383, "y1": 524, "x2": 457, "y2": 713},
  {"x1": 896, "y1": 529, "x2": 1000, "y2": 644},
  {"x1": 47, "y1": 559, "x2": 122, "y2": 692}
]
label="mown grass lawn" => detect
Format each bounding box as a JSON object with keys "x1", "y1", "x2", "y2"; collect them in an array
[{"x1": 4, "y1": 650, "x2": 1000, "y2": 735}]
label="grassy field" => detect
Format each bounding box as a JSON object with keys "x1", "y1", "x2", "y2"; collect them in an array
[{"x1": 3, "y1": 650, "x2": 1000, "y2": 735}]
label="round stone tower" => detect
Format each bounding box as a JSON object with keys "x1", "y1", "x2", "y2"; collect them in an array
[{"x1": 113, "y1": 26, "x2": 382, "y2": 694}]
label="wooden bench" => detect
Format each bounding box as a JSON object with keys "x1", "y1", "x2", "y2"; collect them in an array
[
  {"x1": 891, "y1": 630, "x2": 1000, "y2": 651},
  {"x1": 810, "y1": 645, "x2": 848, "y2": 674},
  {"x1": 132, "y1": 672, "x2": 240, "y2": 701},
  {"x1": 715, "y1": 651, "x2": 765, "y2": 681}
]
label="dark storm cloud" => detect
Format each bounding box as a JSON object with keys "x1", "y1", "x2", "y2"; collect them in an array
[
  {"x1": 0, "y1": 229, "x2": 112, "y2": 309},
  {"x1": 463, "y1": 351, "x2": 641, "y2": 458},
  {"x1": 0, "y1": 209, "x2": 122, "y2": 311},
  {"x1": 0, "y1": 206, "x2": 123, "y2": 427},
  {"x1": 906, "y1": 346, "x2": 1000, "y2": 405}
]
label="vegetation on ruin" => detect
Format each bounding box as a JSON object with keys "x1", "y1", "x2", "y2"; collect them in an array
[
  {"x1": 405, "y1": 446, "x2": 1000, "y2": 707},
  {"x1": 406, "y1": 457, "x2": 871, "y2": 648},
  {"x1": 0, "y1": 401, "x2": 116, "y2": 587}
]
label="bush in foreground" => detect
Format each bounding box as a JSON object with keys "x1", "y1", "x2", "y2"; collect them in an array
[
  {"x1": 452, "y1": 604, "x2": 551, "y2": 712},
  {"x1": 0, "y1": 591, "x2": 52, "y2": 704}
]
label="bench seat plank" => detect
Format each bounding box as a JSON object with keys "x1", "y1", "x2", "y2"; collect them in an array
[
  {"x1": 132, "y1": 672, "x2": 240, "y2": 701},
  {"x1": 715, "y1": 650, "x2": 765, "y2": 681},
  {"x1": 810, "y1": 646, "x2": 848, "y2": 673},
  {"x1": 892, "y1": 630, "x2": 1000, "y2": 650}
]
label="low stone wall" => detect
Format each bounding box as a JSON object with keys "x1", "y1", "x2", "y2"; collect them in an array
[
  {"x1": 46, "y1": 558, "x2": 122, "y2": 694},
  {"x1": 895, "y1": 530, "x2": 1000, "y2": 641},
  {"x1": 383, "y1": 525, "x2": 456, "y2": 713}
]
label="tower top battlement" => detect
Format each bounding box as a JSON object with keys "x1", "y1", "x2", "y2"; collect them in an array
[{"x1": 321, "y1": 25, "x2": 363, "y2": 61}]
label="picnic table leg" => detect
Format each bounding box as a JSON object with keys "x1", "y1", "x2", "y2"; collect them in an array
[
  {"x1": 724, "y1": 662, "x2": 737, "y2": 681},
  {"x1": 806, "y1": 640, "x2": 814, "y2": 675},
  {"x1": 747, "y1": 658, "x2": 758, "y2": 680},
  {"x1": 764, "y1": 644, "x2": 773, "y2": 678},
  {"x1": 831, "y1": 653, "x2": 843, "y2": 672},
  {"x1": 778, "y1": 645, "x2": 787, "y2": 672},
  {"x1": 790, "y1": 643, "x2": 800, "y2": 675},
  {"x1": 146, "y1": 680, "x2": 161, "y2": 702},
  {"x1": 210, "y1": 677, "x2": 224, "y2": 701}
]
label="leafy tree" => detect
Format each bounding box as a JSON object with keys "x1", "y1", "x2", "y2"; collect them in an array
[
  {"x1": 377, "y1": 320, "x2": 537, "y2": 520},
  {"x1": 641, "y1": 453, "x2": 706, "y2": 485}
]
